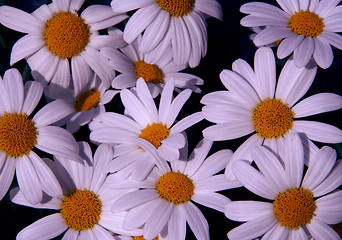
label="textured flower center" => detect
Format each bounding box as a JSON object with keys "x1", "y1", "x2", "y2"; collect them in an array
[
  {"x1": 252, "y1": 98, "x2": 294, "y2": 139},
  {"x1": 43, "y1": 12, "x2": 90, "y2": 58},
  {"x1": 288, "y1": 10, "x2": 325, "y2": 38},
  {"x1": 134, "y1": 60, "x2": 164, "y2": 84},
  {"x1": 273, "y1": 187, "x2": 316, "y2": 229},
  {"x1": 156, "y1": 171, "x2": 194, "y2": 204},
  {"x1": 60, "y1": 189, "x2": 102, "y2": 231},
  {"x1": 139, "y1": 123, "x2": 170, "y2": 148},
  {"x1": 156, "y1": 0, "x2": 195, "y2": 17},
  {"x1": 131, "y1": 236, "x2": 159, "y2": 240},
  {"x1": 74, "y1": 89, "x2": 101, "y2": 112},
  {"x1": 0, "y1": 113, "x2": 37, "y2": 157}
]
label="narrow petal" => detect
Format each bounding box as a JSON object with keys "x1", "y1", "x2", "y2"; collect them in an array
[
  {"x1": 0, "y1": 156, "x2": 16, "y2": 200},
  {"x1": 165, "y1": 89, "x2": 191, "y2": 127},
  {"x1": 306, "y1": 218, "x2": 340, "y2": 240},
  {"x1": 277, "y1": 34, "x2": 304, "y2": 59},
  {"x1": 170, "y1": 112, "x2": 203, "y2": 133},
  {"x1": 71, "y1": 55, "x2": 91, "y2": 97},
  {"x1": 293, "y1": 37, "x2": 314, "y2": 67},
  {"x1": 136, "y1": 78, "x2": 158, "y2": 122},
  {"x1": 45, "y1": 58, "x2": 71, "y2": 98},
  {"x1": 3, "y1": 68, "x2": 24, "y2": 113},
  {"x1": 168, "y1": 206, "x2": 186, "y2": 240},
  {"x1": 313, "y1": 160, "x2": 342, "y2": 197},
  {"x1": 192, "y1": 192, "x2": 230, "y2": 212},
  {"x1": 111, "y1": 0, "x2": 155, "y2": 13},
  {"x1": 253, "y1": 27, "x2": 292, "y2": 47},
  {"x1": 203, "y1": 121, "x2": 254, "y2": 141},
  {"x1": 171, "y1": 17, "x2": 191, "y2": 66},
  {"x1": 22, "y1": 81, "x2": 43, "y2": 116},
  {"x1": 225, "y1": 200, "x2": 273, "y2": 221},
  {"x1": 184, "y1": 202, "x2": 209, "y2": 240},
  {"x1": 111, "y1": 190, "x2": 159, "y2": 212},
  {"x1": 195, "y1": 0, "x2": 223, "y2": 20},
  {"x1": 16, "y1": 213, "x2": 67, "y2": 240},
  {"x1": 315, "y1": 190, "x2": 342, "y2": 224},
  {"x1": 313, "y1": 37, "x2": 334, "y2": 69}
]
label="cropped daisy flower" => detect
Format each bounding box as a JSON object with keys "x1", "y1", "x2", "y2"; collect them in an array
[
  {"x1": 201, "y1": 47, "x2": 342, "y2": 180},
  {"x1": 240, "y1": 0, "x2": 342, "y2": 68},
  {"x1": 111, "y1": 0, "x2": 223, "y2": 67},
  {"x1": 110, "y1": 138, "x2": 238, "y2": 240},
  {"x1": 0, "y1": 68, "x2": 80, "y2": 204},
  {"x1": 11, "y1": 142, "x2": 142, "y2": 240},
  {"x1": 225, "y1": 133, "x2": 342, "y2": 240},
  {"x1": 101, "y1": 35, "x2": 204, "y2": 98},
  {"x1": 58, "y1": 73, "x2": 119, "y2": 133},
  {"x1": 0, "y1": 0, "x2": 127, "y2": 97},
  {"x1": 90, "y1": 78, "x2": 203, "y2": 179}
]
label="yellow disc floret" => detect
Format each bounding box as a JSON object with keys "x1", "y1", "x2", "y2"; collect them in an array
[
  {"x1": 74, "y1": 88, "x2": 101, "y2": 112},
  {"x1": 139, "y1": 123, "x2": 170, "y2": 148},
  {"x1": 252, "y1": 98, "x2": 294, "y2": 139},
  {"x1": 132, "y1": 236, "x2": 159, "y2": 240},
  {"x1": 44, "y1": 12, "x2": 90, "y2": 59},
  {"x1": 0, "y1": 113, "x2": 37, "y2": 157},
  {"x1": 134, "y1": 60, "x2": 164, "y2": 84},
  {"x1": 156, "y1": 171, "x2": 194, "y2": 205},
  {"x1": 156, "y1": 0, "x2": 194, "y2": 17},
  {"x1": 60, "y1": 189, "x2": 102, "y2": 231},
  {"x1": 288, "y1": 10, "x2": 325, "y2": 38},
  {"x1": 273, "y1": 187, "x2": 316, "y2": 230}
]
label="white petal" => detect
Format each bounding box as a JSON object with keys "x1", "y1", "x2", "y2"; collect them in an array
[
  {"x1": 202, "y1": 121, "x2": 254, "y2": 141},
  {"x1": 168, "y1": 206, "x2": 186, "y2": 240},
  {"x1": 293, "y1": 37, "x2": 314, "y2": 67},
  {"x1": 315, "y1": 190, "x2": 342, "y2": 224},
  {"x1": 165, "y1": 89, "x2": 191, "y2": 127},
  {"x1": 45, "y1": 58, "x2": 71, "y2": 98},
  {"x1": 277, "y1": 34, "x2": 304, "y2": 59},
  {"x1": 81, "y1": 5, "x2": 115, "y2": 24},
  {"x1": 3, "y1": 68, "x2": 24, "y2": 113},
  {"x1": 313, "y1": 37, "x2": 334, "y2": 69},
  {"x1": 195, "y1": 174, "x2": 242, "y2": 192},
  {"x1": 184, "y1": 202, "x2": 209, "y2": 240},
  {"x1": 111, "y1": 190, "x2": 158, "y2": 212},
  {"x1": 253, "y1": 27, "x2": 292, "y2": 47},
  {"x1": 171, "y1": 112, "x2": 203, "y2": 133},
  {"x1": 192, "y1": 192, "x2": 229, "y2": 212},
  {"x1": 71, "y1": 55, "x2": 91, "y2": 97},
  {"x1": 171, "y1": 17, "x2": 191, "y2": 66},
  {"x1": 292, "y1": 120, "x2": 342, "y2": 144},
  {"x1": 136, "y1": 78, "x2": 159, "y2": 122},
  {"x1": 101, "y1": 112, "x2": 141, "y2": 133},
  {"x1": 320, "y1": 32, "x2": 342, "y2": 50},
  {"x1": 0, "y1": 6, "x2": 43, "y2": 33},
  {"x1": 16, "y1": 213, "x2": 67, "y2": 240},
  {"x1": 10, "y1": 33, "x2": 44, "y2": 65},
  {"x1": 22, "y1": 81, "x2": 43, "y2": 115},
  {"x1": 111, "y1": 0, "x2": 155, "y2": 13},
  {"x1": 306, "y1": 218, "x2": 340, "y2": 240},
  {"x1": 225, "y1": 200, "x2": 273, "y2": 222},
  {"x1": 158, "y1": 143, "x2": 180, "y2": 162},
  {"x1": 195, "y1": 0, "x2": 222, "y2": 20},
  {"x1": 0, "y1": 156, "x2": 16, "y2": 200},
  {"x1": 313, "y1": 160, "x2": 342, "y2": 197}
]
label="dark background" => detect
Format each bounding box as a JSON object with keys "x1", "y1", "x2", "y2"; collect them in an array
[{"x1": 0, "y1": 0, "x2": 341, "y2": 239}]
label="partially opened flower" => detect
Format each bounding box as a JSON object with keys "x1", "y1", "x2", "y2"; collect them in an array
[
  {"x1": 201, "y1": 47, "x2": 342, "y2": 180},
  {"x1": 240, "y1": 0, "x2": 342, "y2": 68},
  {"x1": 110, "y1": 138, "x2": 238, "y2": 240},
  {"x1": 0, "y1": 0, "x2": 127, "y2": 97},
  {"x1": 11, "y1": 142, "x2": 142, "y2": 240},
  {"x1": 0, "y1": 68, "x2": 80, "y2": 204},
  {"x1": 111, "y1": 0, "x2": 222, "y2": 67},
  {"x1": 225, "y1": 133, "x2": 342, "y2": 240},
  {"x1": 101, "y1": 35, "x2": 204, "y2": 98},
  {"x1": 90, "y1": 78, "x2": 203, "y2": 180},
  {"x1": 59, "y1": 73, "x2": 119, "y2": 133}
]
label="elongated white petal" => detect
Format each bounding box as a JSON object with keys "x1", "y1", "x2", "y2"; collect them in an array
[
  {"x1": 192, "y1": 192, "x2": 229, "y2": 212},
  {"x1": 0, "y1": 156, "x2": 15, "y2": 200},
  {"x1": 22, "y1": 81, "x2": 43, "y2": 116},
  {"x1": 203, "y1": 121, "x2": 254, "y2": 141},
  {"x1": 112, "y1": 190, "x2": 158, "y2": 212},
  {"x1": 306, "y1": 218, "x2": 340, "y2": 240},
  {"x1": 313, "y1": 160, "x2": 342, "y2": 197},
  {"x1": 3, "y1": 68, "x2": 24, "y2": 113},
  {"x1": 225, "y1": 200, "x2": 273, "y2": 222},
  {"x1": 184, "y1": 202, "x2": 209, "y2": 240},
  {"x1": 313, "y1": 37, "x2": 333, "y2": 69},
  {"x1": 315, "y1": 190, "x2": 342, "y2": 224}
]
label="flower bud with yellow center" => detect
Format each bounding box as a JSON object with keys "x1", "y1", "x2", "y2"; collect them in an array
[
  {"x1": 60, "y1": 189, "x2": 102, "y2": 231},
  {"x1": 157, "y1": 0, "x2": 195, "y2": 17},
  {"x1": 74, "y1": 88, "x2": 101, "y2": 112},
  {"x1": 139, "y1": 123, "x2": 170, "y2": 149},
  {"x1": 288, "y1": 10, "x2": 325, "y2": 38},
  {"x1": 0, "y1": 113, "x2": 37, "y2": 157},
  {"x1": 134, "y1": 60, "x2": 164, "y2": 84},
  {"x1": 273, "y1": 187, "x2": 316, "y2": 230},
  {"x1": 156, "y1": 171, "x2": 194, "y2": 205},
  {"x1": 252, "y1": 98, "x2": 294, "y2": 139},
  {"x1": 43, "y1": 12, "x2": 90, "y2": 59}
]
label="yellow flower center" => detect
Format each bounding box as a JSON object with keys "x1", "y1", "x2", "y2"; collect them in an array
[
  {"x1": 156, "y1": 171, "x2": 194, "y2": 205},
  {"x1": 288, "y1": 10, "x2": 325, "y2": 38},
  {"x1": 156, "y1": 0, "x2": 195, "y2": 17},
  {"x1": 134, "y1": 60, "x2": 164, "y2": 84},
  {"x1": 139, "y1": 123, "x2": 170, "y2": 148},
  {"x1": 0, "y1": 113, "x2": 37, "y2": 157},
  {"x1": 273, "y1": 187, "x2": 316, "y2": 230},
  {"x1": 252, "y1": 98, "x2": 294, "y2": 139},
  {"x1": 131, "y1": 236, "x2": 159, "y2": 240},
  {"x1": 60, "y1": 189, "x2": 102, "y2": 231},
  {"x1": 43, "y1": 12, "x2": 90, "y2": 59},
  {"x1": 74, "y1": 88, "x2": 101, "y2": 112}
]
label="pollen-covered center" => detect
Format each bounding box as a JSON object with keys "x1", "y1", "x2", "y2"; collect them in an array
[
  {"x1": 139, "y1": 123, "x2": 170, "y2": 148},
  {"x1": 0, "y1": 113, "x2": 37, "y2": 157},
  {"x1": 134, "y1": 60, "x2": 164, "y2": 84},
  {"x1": 43, "y1": 11, "x2": 90, "y2": 59},
  {"x1": 252, "y1": 98, "x2": 294, "y2": 139},
  {"x1": 156, "y1": 171, "x2": 194, "y2": 205},
  {"x1": 74, "y1": 88, "x2": 101, "y2": 112},
  {"x1": 288, "y1": 10, "x2": 325, "y2": 38},
  {"x1": 157, "y1": 0, "x2": 195, "y2": 17},
  {"x1": 131, "y1": 236, "x2": 159, "y2": 240},
  {"x1": 60, "y1": 189, "x2": 102, "y2": 231},
  {"x1": 273, "y1": 187, "x2": 316, "y2": 230}
]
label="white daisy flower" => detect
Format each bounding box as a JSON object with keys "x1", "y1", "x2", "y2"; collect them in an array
[
  {"x1": 109, "y1": 138, "x2": 239, "y2": 240},
  {"x1": 240, "y1": 0, "x2": 342, "y2": 69},
  {"x1": 111, "y1": 0, "x2": 223, "y2": 67},
  {"x1": 201, "y1": 47, "x2": 342, "y2": 180},
  {"x1": 0, "y1": 0, "x2": 127, "y2": 97},
  {"x1": 0, "y1": 68, "x2": 80, "y2": 204},
  {"x1": 11, "y1": 142, "x2": 142, "y2": 240},
  {"x1": 225, "y1": 133, "x2": 342, "y2": 240},
  {"x1": 58, "y1": 72, "x2": 119, "y2": 133},
  {"x1": 101, "y1": 34, "x2": 204, "y2": 98},
  {"x1": 90, "y1": 78, "x2": 203, "y2": 179}
]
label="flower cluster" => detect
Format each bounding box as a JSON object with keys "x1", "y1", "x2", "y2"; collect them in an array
[{"x1": 0, "y1": 0, "x2": 341, "y2": 240}]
